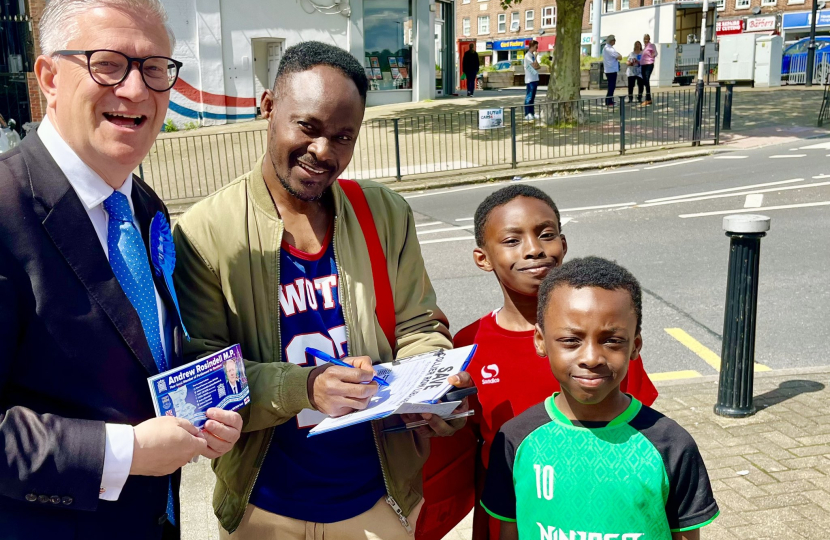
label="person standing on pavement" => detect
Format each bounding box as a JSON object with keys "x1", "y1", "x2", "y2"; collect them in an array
[
  {"x1": 603, "y1": 35, "x2": 622, "y2": 107},
  {"x1": 641, "y1": 34, "x2": 658, "y2": 105},
  {"x1": 523, "y1": 40, "x2": 541, "y2": 121},
  {"x1": 463, "y1": 43, "x2": 480, "y2": 97},
  {"x1": 626, "y1": 41, "x2": 645, "y2": 104},
  {"x1": 0, "y1": 1, "x2": 243, "y2": 539},
  {"x1": 173, "y1": 41, "x2": 473, "y2": 540}
]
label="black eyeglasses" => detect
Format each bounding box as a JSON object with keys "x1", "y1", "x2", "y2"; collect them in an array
[{"x1": 55, "y1": 49, "x2": 183, "y2": 92}]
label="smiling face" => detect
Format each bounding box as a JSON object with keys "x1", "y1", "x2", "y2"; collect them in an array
[
  {"x1": 35, "y1": 7, "x2": 172, "y2": 186},
  {"x1": 534, "y1": 286, "x2": 641, "y2": 407},
  {"x1": 225, "y1": 360, "x2": 238, "y2": 386},
  {"x1": 475, "y1": 196, "x2": 567, "y2": 298},
  {"x1": 261, "y1": 65, "x2": 364, "y2": 202}
]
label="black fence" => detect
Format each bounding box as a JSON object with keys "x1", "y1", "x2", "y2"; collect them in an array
[
  {"x1": 819, "y1": 76, "x2": 830, "y2": 128},
  {"x1": 141, "y1": 86, "x2": 721, "y2": 203}
]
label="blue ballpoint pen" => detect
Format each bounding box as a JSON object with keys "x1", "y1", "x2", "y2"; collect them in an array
[{"x1": 305, "y1": 347, "x2": 390, "y2": 387}]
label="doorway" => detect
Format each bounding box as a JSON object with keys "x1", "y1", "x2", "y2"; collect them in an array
[
  {"x1": 252, "y1": 38, "x2": 285, "y2": 114},
  {"x1": 435, "y1": 1, "x2": 455, "y2": 96}
]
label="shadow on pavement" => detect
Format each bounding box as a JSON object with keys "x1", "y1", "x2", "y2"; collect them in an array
[{"x1": 755, "y1": 379, "x2": 826, "y2": 411}]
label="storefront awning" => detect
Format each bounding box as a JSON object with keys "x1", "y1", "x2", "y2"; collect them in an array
[{"x1": 536, "y1": 35, "x2": 556, "y2": 51}]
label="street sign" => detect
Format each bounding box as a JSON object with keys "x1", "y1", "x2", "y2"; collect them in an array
[{"x1": 478, "y1": 108, "x2": 504, "y2": 129}]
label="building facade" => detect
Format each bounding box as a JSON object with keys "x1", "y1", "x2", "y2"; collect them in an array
[
  {"x1": 0, "y1": 0, "x2": 46, "y2": 127},
  {"x1": 163, "y1": 0, "x2": 452, "y2": 127}
]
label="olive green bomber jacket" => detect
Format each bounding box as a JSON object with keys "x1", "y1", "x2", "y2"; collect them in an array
[{"x1": 172, "y1": 156, "x2": 452, "y2": 533}]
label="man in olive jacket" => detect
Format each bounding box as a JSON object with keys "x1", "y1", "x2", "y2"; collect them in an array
[{"x1": 174, "y1": 42, "x2": 469, "y2": 539}]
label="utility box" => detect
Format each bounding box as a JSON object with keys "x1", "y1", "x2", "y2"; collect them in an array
[
  {"x1": 754, "y1": 35, "x2": 783, "y2": 88},
  {"x1": 718, "y1": 34, "x2": 757, "y2": 82}
]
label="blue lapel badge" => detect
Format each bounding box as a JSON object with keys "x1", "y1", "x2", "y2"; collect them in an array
[{"x1": 150, "y1": 212, "x2": 190, "y2": 340}]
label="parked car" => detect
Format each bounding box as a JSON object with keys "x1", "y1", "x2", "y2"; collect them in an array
[
  {"x1": 782, "y1": 37, "x2": 830, "y2": 83},
  {"x1": 492, "y1": 60, "x2": 513, "y2": 71},
  {"x1": 0, "y1": 114, "x2": 21, "y2": 154}
]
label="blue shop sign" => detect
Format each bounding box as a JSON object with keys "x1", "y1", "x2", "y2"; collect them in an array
[
  {"x1": 491, "y1": 39, "x2": 531, "y2": 51},
  {"x1": 783, "y1": 10, "x2": 830, "y2": 29}
]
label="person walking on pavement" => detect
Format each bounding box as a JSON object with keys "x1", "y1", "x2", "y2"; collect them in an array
[
  {"x1": 640, "y1": 34, "x2": 658, "y2": 105},
  {"x1": 603, "y1": 35, "x2": 622, "y2": 107},
  {"x1": 626, "y1": 41, "x2": 645, "y2": 104},
  {"x1": 523, "y1": 40, "x2": 541, "y2": 121},
  {"x1": 463, "y1": 43, "x2": 480, "y2": 97}
]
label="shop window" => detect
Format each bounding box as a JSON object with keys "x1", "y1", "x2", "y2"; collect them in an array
[{"x1": 364, "y1": 0, "x2": 413, "y2": 91}]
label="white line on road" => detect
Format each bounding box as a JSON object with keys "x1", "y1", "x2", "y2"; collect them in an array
[
  {"x1": 680, "y1": 200, "x2": 830, "y2": 218},
  {"x1": 455, "y1": 217, "x2": 473, "y2": 222},
  {"x1": 643, "y1": 158, "x2": 704, "y2": 170},
  {"x1": 744, "y1": 194, "x2": 764, "y2": 208},
  {"x1": 799, "y1": 141, "x2": 830, "y2": 150},
  {"x1": 561, "y1": 217, "x2": 573, "y2": 226},
  {"x1": 813, "y1": 174, "x2": 830, "y2": 179},
  {"x1": 639, "y1": 180, "x2": 830, "y2": 208},
  {"x1": 404, "y1": 169, "x2": 641, "y2": 200},
  {"x1": 644, "y1": 178, "x2": 805, "y2": 203},
  {"x1": 416, "y1": 225, "x2": 474, "y2": 236},
  {"x1": 713, "y1": 155, "x2": 749, "y2": 159},
  {"x1": 769, "y1": 154, "x2": 807, "y2": 159},
  {"x1": 419, "y1": 236, "x2": 476, "y2": 245},
  {"x1": 415, "y1": 221, "x2": 443, "y2": 228}
]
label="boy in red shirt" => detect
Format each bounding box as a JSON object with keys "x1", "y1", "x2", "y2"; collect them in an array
[{"x1": 456, "y1": 185, "x2": 658, "y2": 540}]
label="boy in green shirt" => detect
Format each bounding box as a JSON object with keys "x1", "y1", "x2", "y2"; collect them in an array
[{"x1": 481, "y1": 257, "x2": 719, "y2": 540}]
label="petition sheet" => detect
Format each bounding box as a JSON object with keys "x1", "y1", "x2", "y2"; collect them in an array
[{"x1": 309, "y1": 345, "x2": 476, "y2": 436}]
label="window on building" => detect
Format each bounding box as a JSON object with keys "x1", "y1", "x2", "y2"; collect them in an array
[
  {"x1": 463, "y1": 0, "x2": 470, "y2": 3},
  {"x1": 462, "y1": 18, "x2": 471, "y2": 36},
  {"x1": 735, "y1": 0, "x2": 750, "y2": 8},
  {"x1": 761, "y1": 0, "x2": 776, "y2": 5},
  {"x1": 478, "y1": 15, "x2": 490, "y2": 34},
  {"x1": 498, "y1": 13, "x2": 506, "y2": 32},
  {"x1": 622, "y1": 0, "x2": 630, "y2": 9},
  {"x1": 525, "y1": 9, "x2": 535, "y2": 29},
  {"x1": 590, "y1": 2, "x2": 594, "y2": 20},
  {"x1": 716, "y1": 0, "x2": 725, "y2": 10},
  {"x1": 363, "y1": 0, "x2": 412, "y2": 91},
  {"x1": 511, "y1": 11, "x2": 520, "y2": 31},
  {"x1": 604, "y1": 0, "x2": 616, "y2": 13},
  {"x1": 542, "y1": 6, "x2": 556, "y2": 27}
]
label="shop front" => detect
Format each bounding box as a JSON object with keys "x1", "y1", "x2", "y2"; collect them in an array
[
  {"x1": 782, "y1": 10, "x2": 830, "y2": 42},
  {"x1": 488, "y1": 38, "x2": 534, "y2": 63}
]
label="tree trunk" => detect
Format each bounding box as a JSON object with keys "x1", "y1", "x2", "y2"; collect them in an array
[{"x1": 546, "y1": 0, "x2": 584, "y2": 124}]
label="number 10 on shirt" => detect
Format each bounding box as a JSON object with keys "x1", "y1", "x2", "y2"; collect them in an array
[{"x1": 534, "y1": 464, "x2": 554, "y2": 500}]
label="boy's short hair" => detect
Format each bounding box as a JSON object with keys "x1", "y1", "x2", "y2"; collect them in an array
[
  {"x1": 537, "y1": 256, "x2": 642, "y2": 334},
  {"x1": 473, "y1": 185, "x2": 561, "y2": 247}
]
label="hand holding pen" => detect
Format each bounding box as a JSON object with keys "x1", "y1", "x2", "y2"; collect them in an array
[{"x1": 305, "y1": 348, "x2": 384, "y2": 417}]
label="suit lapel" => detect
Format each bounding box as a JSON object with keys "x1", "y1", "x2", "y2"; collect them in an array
[{"x1": 22, "y1": 132, "x2": 159, "y2": 375}]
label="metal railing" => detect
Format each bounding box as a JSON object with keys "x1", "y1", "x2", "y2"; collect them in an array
[
  {"x1": 786, "y1": 51, "x2": 830, "y2": 85},
  {"x1": 140, "y1": 86, "x2": 722, "y2": 203},
  {"x1": 818, "y1": 74, "x2": 830, "y2": 127}
]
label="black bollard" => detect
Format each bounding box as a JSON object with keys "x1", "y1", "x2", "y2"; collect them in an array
[
  {"x1": 722, "y1": 83, "x2": 733, "y2": 131},
  {"x1": 714, "y1": 215, "x2": 770, "y2": 418}
]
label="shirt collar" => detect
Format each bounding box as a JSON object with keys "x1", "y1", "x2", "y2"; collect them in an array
[{"x1": 38, "y1": 115, "x2": 134, "y2": 213}]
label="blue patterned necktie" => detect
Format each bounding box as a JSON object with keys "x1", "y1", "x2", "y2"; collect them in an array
[{"x1": 103, "y1": 191, "x2": 176, "y2": 526}]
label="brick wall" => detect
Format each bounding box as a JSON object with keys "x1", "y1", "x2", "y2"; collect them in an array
[
  {"x1": 457, "y1": 0, "x2": 558, "y2": 43},
  {"x1": 27, "y1": 0, "x2": 46, "y2": 121}
]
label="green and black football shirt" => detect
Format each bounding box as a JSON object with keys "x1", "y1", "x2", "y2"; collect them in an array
[{"x1": 481, "y1": 394, "x2": 719, "y2": 539}]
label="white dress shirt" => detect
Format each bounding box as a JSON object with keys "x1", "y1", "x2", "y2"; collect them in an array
[
  {"x1": 38, "y1": 116, "x2": 170, "y2": 501},
  {"x1": 603, "y1": 45, "x2": 621, "y2": 74}
]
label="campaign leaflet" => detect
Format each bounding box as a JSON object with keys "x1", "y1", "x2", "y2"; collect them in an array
[{"x1": 147, "y1": 344, "x2": 250, "y2": 428}]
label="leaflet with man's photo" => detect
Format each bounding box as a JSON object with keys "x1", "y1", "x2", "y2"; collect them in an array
[
  {"x1": 309, "y1": 345, "x2": 476, "y2": 436},
  {"x1": 148, "y1": 344, "x2": 250, "y2": 428}
]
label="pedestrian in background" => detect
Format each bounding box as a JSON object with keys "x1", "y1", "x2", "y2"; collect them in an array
[
  {"x1": 463, "y1": 43, "x2": 480, "y2": 97},
  {"x1": 627, "y1": 41, "x2": 644, "y2": 104},
  {"x1": 523, "y1": 40, "x2": 541, "y2": 121},
  {"x1": 603, "y1": 35, "x2": 622, "y2": 107},
  {"x1": 641, "y1": 34, "x2": 658, "y2": 105}
]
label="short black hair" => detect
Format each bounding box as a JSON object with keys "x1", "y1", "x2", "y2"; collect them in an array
[
  {"x1": 274, "y1": 41, "x2": 369, "y2": 101},
  {"x1": 473, "y1": 185, "x2": 561, "y2": 247},
  {"x1": 537, "y1": 256, "x2": 642, "y2": 334}
]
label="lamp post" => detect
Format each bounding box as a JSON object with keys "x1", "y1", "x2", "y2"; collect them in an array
[
  {"x1": 592, "y1": 0, "x2": 602, "y2": 57},
  {"x1": 693, "y1": 0, "x2": 710, "y2": 146},
  {"x1": 806, "y1": 0, "x2": 820, "y2": 87}
]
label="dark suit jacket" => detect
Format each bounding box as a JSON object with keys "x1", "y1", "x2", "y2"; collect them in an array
[
  {"x1": 0, "y1": 132, "x2": 184, "y2": 539},
  {"x1": 463, "y1": 49, "x2": 480, "y2": 75}
]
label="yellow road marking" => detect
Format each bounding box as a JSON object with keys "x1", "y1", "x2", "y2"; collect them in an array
[
  {"x1": 649, "y1": 370, "x2": 702, "y2": 382},
  {"x1": 664, "y1": 328, "x2": 771, "y2": 372}
]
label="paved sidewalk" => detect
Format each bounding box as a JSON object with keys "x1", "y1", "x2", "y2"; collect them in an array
[{"x1": 180, "y1": 367, "x2": 830, "y2": 540}]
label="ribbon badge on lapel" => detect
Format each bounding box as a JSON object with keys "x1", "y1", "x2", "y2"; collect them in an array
[{"x1": 150, "y1": 212, "x2": 190, "y2": 340}]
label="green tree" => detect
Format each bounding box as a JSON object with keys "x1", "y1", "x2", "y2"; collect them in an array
[{"x1": 498, "y1": 0, "x2": 584, "y2": 122}]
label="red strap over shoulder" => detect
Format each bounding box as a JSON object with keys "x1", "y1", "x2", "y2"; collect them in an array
[{"x1": 337, "y1": 179, "x2": 397, "y2": 349}]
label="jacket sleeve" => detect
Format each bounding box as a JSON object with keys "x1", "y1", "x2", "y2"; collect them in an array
[
  {"x1": 378, "y1": 190, "x2": 453, "y2": 358},
  {"x1": 0, "y1": 243, "x2": 105, "y2": 511},
  {"x1": 173, "y1": 221, "x2": 315, "y2": 433}
]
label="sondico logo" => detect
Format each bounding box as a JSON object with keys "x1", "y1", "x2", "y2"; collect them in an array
[
  {"x1": 480, "y1": 364, "x2": 500, "y2": 384},
  {"x1": 537, "y1": 524, "x2": 643, "y2": 540}
]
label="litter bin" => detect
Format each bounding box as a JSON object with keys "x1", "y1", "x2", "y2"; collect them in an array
[{"x1": 589, "y1": 62, "x2": 607, "y2": 90}]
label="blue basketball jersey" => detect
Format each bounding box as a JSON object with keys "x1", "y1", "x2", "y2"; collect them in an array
[{"x1": 249, "y1": 232, "x2": 385, "y2": 522}]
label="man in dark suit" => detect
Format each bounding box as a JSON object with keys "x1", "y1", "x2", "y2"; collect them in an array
[{"x1": 0, "y1": 1, "x2": 242, "y2": 539}]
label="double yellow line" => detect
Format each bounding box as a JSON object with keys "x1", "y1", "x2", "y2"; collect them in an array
[{"x1": 664, "y1": 328, "x2": 771, "y2": 374}]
